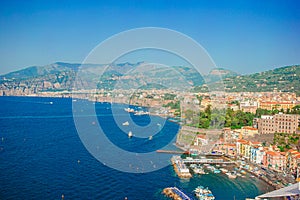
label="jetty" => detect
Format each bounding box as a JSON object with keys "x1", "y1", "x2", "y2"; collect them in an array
[
  {"x1": 171, "y1": 156, "x2": 192, "y2": 178},
  {"x1": 182, "y1": 157, "x2": 235, "y2": 165},
  {"x1": 156, "y1": 150, "x2": 188, "y2": 154},
  {"x1": 163, "y1": 187, "x2": 191, "y2": 200}
]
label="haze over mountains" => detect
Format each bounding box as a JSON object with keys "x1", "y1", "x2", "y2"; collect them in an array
[{"x1": 0, "y1": 62, "x2": 299, "y2": 96}]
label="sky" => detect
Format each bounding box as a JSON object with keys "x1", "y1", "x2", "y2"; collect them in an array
[{"x1": 0, "y1": 0, "x2": 299, "y2": 75}]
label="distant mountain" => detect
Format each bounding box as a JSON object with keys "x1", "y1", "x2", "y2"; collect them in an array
[{"x1": 0, "y1": 62, "x2": 299, "y2": 96}]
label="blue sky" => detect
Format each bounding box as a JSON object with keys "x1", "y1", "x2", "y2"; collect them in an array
[{"x1": 0, "y1": 0, "x2": 299, "y2": 74}]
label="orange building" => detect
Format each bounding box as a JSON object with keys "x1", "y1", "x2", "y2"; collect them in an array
[
  {"x1": 263, "y1": 151, "x2": 286, "y2": 172},
  {"x1": 259, "y1": 101, "x2": 298, "y2": 111}
]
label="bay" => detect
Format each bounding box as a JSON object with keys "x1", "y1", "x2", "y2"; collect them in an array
[{"x1": 0, "y1": 96, "x2": 271, "y2": 200}]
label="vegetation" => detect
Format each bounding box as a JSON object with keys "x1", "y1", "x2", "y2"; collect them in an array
[
  {"x1": 273, "y1": 132, "x2": 299, "y2": 152},
  {"x1": 163, "y1": 101, "x2": 180, "y2": 110},
  {"x1": 196, "y1": 105, "x2": 254, "y2": 129}
]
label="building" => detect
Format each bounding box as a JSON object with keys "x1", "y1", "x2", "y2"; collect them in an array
[
  {"x1": 194, "y1": 135, "x2": 208, "y2": 146},
  {"x1": 250, "y1": 146, "x2": 265, "y2": 164},
  {"x1": 236, "y1": 139, "x2": 251, "y2": 159},
  {"x1": 257, "y1": 113, "x2": 300, "y2": 134},
  {"x1": 263, "y1": 151, "x2": 286, "y2": 172},
  {"x1": 259, "y1": 101, "x2": 298, "y2": 112},
  {"x1": 240, "y1": 101, "x2": 258, "y2": 113},
  {"x1": 286, "y1": 150, "x2": 300, "y2": 174},
  {"x1": 240, "y1": 126, "x2": 259, "y2": 137}
]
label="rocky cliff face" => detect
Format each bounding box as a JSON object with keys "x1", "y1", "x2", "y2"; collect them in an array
[
  {"x1": 0, "y1": 70, "x2": 76, "y2": 96},
  {"x1": 0, "y1": 62, "x2": 206, "y2": 96}
]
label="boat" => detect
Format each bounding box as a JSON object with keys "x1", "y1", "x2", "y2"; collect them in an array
[
  {"x1": 122, "y1": 121, "x2": 129, "y2": 126},
  {"x1": 220, "y1": 168, "x2": 228, "y2": 173},
  {"x1": 240, "y1": 170, "x2": 247, "y2": 175},
  {"x1": 148, "y1": 135, "x2": 153, "y2": 140},
  {"x1": 128, "y1": 131, "x2": 133, "y2": 138},
  {"x1": 213, "y1": 169, "x2": 221, "y2": 174},
  {"x1": 124, "y1": 108, "x2": 135, "y2": 113},
  {"x1": 194, "y1": 186, "x2": 215, "y2": 200},
  {"x1": 226, "y1": 171, "x2": 237, "y2": 179},
  {"x1": 134, "y1": 111, "x2": 149, "y2": 115},
  {"x1": 193, "y1": 167, "x2": 206, "y2": 175}
]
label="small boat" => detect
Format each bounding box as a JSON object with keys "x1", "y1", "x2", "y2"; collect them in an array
[
  {"x1": 240, "y1": 170, "x2": 247, "y2": 175},
  {"x1": 122, "y1": 121, "x2": 129, "y2": 126},
  {"x1": 213, "y1": 169, "x2": 221, "y2": 174},
  {"x1": 226, "y1": 171, "x2": 237, "y2": 179},
  {"x1": 148, "y1": 135, "x2": 153, "y2": 140},
  {"x1": 128, "y1": 131, "x2": 133, "y2": 138},
  {"x1": 194, "y1": 186, "x2": 215, "y2": 200},
  {"x1": 124, "y1": 108, "x2": 135, "y2": 113},
  {"x1": 193, "y1": 167, "x2": 206, "y2": 175},
  {"x1": 220, "y1": 168, "x2": 228, "y2": 173}
]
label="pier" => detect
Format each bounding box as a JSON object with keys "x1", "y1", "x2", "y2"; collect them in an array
[
  {"x1": 171, "y1": 156, "x2": 192, "y2": 178},
  {"x1": 156, "y1": 150, "x2": 188, "y2": 154},
  {"x1": 183, "y1": 157, "x2": 235, "y2": 165},
  {"x1": 163, "y1": 187, "x2": 191, "y2": 200}
]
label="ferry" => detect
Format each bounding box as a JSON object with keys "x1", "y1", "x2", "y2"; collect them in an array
[{"x1": 194, "y1": 186, "x2": 215, "y2": 200}]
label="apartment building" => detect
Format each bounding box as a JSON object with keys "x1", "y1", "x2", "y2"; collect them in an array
[{"x1": 257, "y1": 113, "x2": 300, "y2": 134}]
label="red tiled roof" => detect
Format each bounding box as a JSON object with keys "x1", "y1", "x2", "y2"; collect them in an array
[
  {"x1": 237, "y1": 139, "x2": 248, "y2": 144},
  {"x1": 243, "y1": 126, "x2": 258, "y2": 131},
  {"x1": 266, "y1": 151, "x2": 280, "y2": 156}
]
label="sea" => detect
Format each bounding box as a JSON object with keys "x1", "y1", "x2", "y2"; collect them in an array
[{"x1": 0, "y1": 96, "x2": 272, "y2": 200}]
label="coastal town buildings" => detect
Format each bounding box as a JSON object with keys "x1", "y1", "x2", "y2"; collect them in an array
[
  {"x1": 262, "y1": 151, "x2": 286, "y2": 172},
  {"x1": 259, "y1": 101, "x2": 297, "y2": 112},
  {"x1": 257, "y1": 113, "x2": 300, "y2": 134}
]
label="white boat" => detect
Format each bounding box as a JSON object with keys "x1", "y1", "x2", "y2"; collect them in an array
[
  {"x1": 149, "y1": 135, "x2": 153, "y2": 140},
  {"x1": 220, "y1": 168, "x2": 228, "y2": 173},
  {"x1": 124, "y1": 108, "x2": 135, "y2": 113},
  {"x1": 128, "y1": 131, "x2": 133, "y2": 138},
  {"x1": 122, "y1": 121, "x2": 129, "y2": 126},
  {"x1": 194, "y1": 186, "x2": 215, "y2": 200},
  {"x1": 226, "y1": 171, "x2": 237, "y2": 179},
  {"x1": 193, "y1": 167, "x2": 206, "y2": 175}
]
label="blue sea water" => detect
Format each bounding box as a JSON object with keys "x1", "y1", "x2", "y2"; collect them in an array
[{"x1": 0, "y1": 96, "x2": 272, "y2": 200}]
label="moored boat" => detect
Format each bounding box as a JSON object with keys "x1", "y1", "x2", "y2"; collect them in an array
[{"x1": 194, "y1": 186, "x2": 215, "y2": 200}]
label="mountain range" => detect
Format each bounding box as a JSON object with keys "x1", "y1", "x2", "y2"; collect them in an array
[{"x1": 0, "y1": 62, "x2": 299, "y2": 96}]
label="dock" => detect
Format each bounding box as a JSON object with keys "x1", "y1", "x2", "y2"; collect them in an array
[
  {"x1": 156, "y1": 150, "x2": 187, "y2": 154},
  {"x1": 171, "y1": 156, "x2": 192, "y2": 178},
  {"x1": 183, "y1": 157, "x2": 235, "y2": 165},
  {"x1": 163, "y1": 187, "x2": 191, "y2": 200}
]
